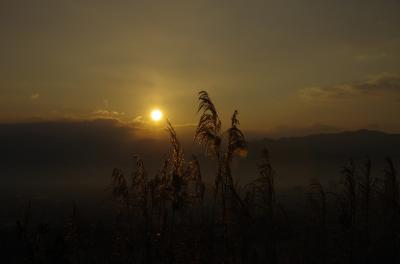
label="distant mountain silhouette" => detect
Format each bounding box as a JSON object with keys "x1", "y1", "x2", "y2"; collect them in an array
[
  {"x1": 1, "y1": 120, "x2": 399, "y2": 194},
  {"x1": 236, "y1": 129, "x2": 400, "y2": 188},
  {"x1": 251, "y1": 129, "x2": 400, "y2": 160},
  {"x1": 262, "y1": 123, "x2": 343, "y2": 138}
]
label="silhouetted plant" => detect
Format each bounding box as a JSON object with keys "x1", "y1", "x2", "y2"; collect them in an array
[
  {"x1": 195, "y1": 92, "x2": 248, "y2": 224},
  {"x1": 308, "y1": 179, "x2": 327, "y2": 263},
  {"x1": 9, "y1": 91, "x2": 400, "y2": 264},
  {"x1": 308, "y1": 179, "x2": 327, "y2": 228},
  {"x1": 359, "y1": 157, "x2": 373, "y2": 223},
  {"x1": 383, "y1": 157, "x2": 399, "y2": 215},
  {"x1": 338, "y1": 159, "x2": 359, "y2": 262},
  {"x1": 223, "y1": 110, "x2": 248, "y2": 219},
  {"x1": 111, "y1": 168, "x2": 129, "y2": 210},
  {"x1": 340, "y1": 159, "x2": 357, "y2": 231},
  {"x1": 194, "y1": 91, "x2": 224, "y2": 210},
  {"x1": 358, "y1": 156, "x2": 375, "y2": 249},
  {"x1": 64, "y1": 203, "x2": 82, "y2": 263},
  {"x1": 166, "y1": 120, "x2": 187, "y2": 213},
  {"x1": 381, "y1": 157, "x2": 399, "y2": 262},
  {"x1": 194, "y1": 91, "x2": 222, "y2": 157},
  {"x1": 246, "y1": 148, "x2": 276, "y2": 217},
  {"x1": 130, "y1": 156, "x2": 148, "y2": 218},
  {"x1": 253, "y1": 148, "x2": 278, "y2": 264},
  {"x1": 185, "y1": 155, "x2": 205, "y2": 205}
]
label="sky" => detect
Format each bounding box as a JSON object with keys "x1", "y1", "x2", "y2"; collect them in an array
[{"x1": 1, "y1": 0, "x2": 400, "y2": 134}]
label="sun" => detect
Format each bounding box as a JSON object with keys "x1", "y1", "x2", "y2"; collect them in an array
[{"x1": 150, "y1": 109, "x2": 163, "y2": 122}]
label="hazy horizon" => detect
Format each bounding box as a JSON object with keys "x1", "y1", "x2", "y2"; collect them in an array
[{"x1": 2, "y1": 115, "x2": 400, "y2": 140}]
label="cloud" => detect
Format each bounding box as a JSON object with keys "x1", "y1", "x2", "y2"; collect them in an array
[
  {"x1": 354, "y1": 52, "x2": 388, "y2": 61},
  {"x1": 30, "y1": 93, "x2": 40, "y2": 100},
  {"x1": 92, "y1": 109, "x2": 125, "y2": 119},
  {"x1": 132, "y1": 115, "x2": 145, "y2": 124},
  {"x1": 300, "y1": 73, "x2": 400, "y2": 100}
]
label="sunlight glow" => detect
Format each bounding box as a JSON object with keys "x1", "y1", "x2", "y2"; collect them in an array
[{"x1": 150, "y1": 109, "x2": 163, "y2": 122}]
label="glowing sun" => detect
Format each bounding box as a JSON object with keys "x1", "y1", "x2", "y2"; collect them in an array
[{"x1": 150, "y1": 109, "x2": 163, "y2": 122}]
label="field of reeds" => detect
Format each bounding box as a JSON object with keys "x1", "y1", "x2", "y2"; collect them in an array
[{"x1": 2, "y1": 91, "x2": 399, "y2": 263}]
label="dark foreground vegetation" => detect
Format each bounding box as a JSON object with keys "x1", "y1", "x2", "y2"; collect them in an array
[{"x1": 2, "y1": 92, "x2": 400, "y2": 263}]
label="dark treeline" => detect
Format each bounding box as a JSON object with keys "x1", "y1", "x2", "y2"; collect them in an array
[{"x1": 2, "y1": 92, "x2": 400, "y2": 263}]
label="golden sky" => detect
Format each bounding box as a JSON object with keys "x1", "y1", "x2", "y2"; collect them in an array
[{"x1": 1, "y1": 0, "x2": 400, "y2": 133}]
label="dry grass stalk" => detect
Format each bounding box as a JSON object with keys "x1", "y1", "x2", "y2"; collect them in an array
[{"x1": 308, "y1": 179, "x2": 327, "y2": 227}]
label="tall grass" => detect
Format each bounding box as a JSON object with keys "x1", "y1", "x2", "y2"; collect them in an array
[{"x1": 8, "y1": 91, "x2": 400, "y2": 264}]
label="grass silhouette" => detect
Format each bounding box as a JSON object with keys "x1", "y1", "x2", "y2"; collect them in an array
[{"x1": 3, "y1": 91, "x2": 400, "y2": 263}]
